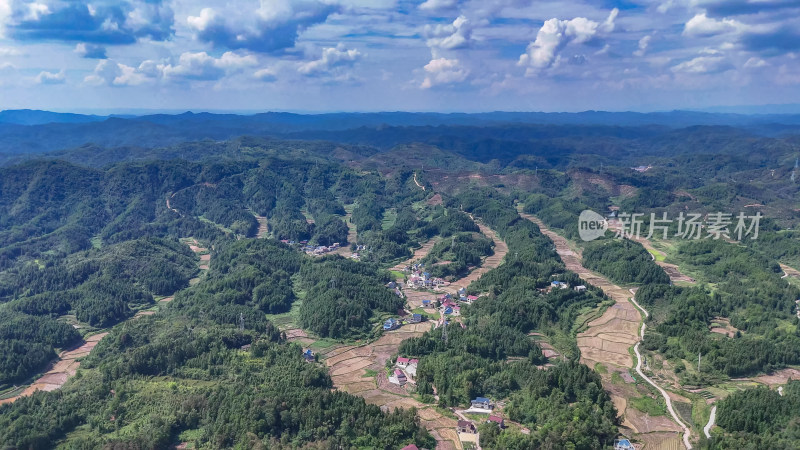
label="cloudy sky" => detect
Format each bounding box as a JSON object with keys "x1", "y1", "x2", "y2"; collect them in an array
[{"x1": 0, "y1": 0, "x2": 799, "y2": 112}]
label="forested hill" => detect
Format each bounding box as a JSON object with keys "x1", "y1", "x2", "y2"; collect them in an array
[
  {"x1": 0, "y1": 237, "x2": 435, "y2": 449},
  {"x1": 0, "y1": 153, "x2": 440, "y2": 447}
]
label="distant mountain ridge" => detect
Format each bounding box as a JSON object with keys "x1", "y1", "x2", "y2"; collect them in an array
[
  {"x1": 0, "y1": 109, "x2": 106, "y2": 125},
  {"x1": 0, "y1": 109, "x2": 799, "y2": 156}
]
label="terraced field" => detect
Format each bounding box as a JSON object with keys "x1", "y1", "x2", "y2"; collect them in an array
[
  {"x1": 519, "y1": 212, "x2": 686, "y2": 446},
  {"x1": 0, "y1": 332, "x2": 108, "y2": 405},
  {"x1": 324, "y1": 323, "x2": 461, "y2": 449}
]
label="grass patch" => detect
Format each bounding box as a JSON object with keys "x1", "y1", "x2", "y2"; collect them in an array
[
  {"x1": 390, "y1": 270, "x2": 406, "y2": 280},
  {"x1": 198, "y1": 216, "x2": 233, "y2": 235},
  {"x1": 434, "y1": 406, "x2": 458, "y2": 420},
  {"x1": 629, "y1": 396, "x2": 666, "y2": 416},
  {"x1": 411, "y1": 308, "x2": 437, "y2": 319},
  {"x1": 571, "y1": 300, "x2": 612, "y2": 335},
  {"x1": 177, "y1": 429, "x2": 203, "y2": 448},
  {"x1": 308, "y1": 338, "x2": 339, "y2": 352},
  {"x1": 674, "y1": 400, "x2": 693, "y2": 425},
  {"x1": 785, "y1": 276, "x2": 800, "y2": 288},
  {"x1": 363, "y1": 369, "x2": 378, "y2": 378},
  {"x1": 647, "y1": 248, "x2": 665, "y2": 262},
  {"x1": 464, "y1": 412, "x2": 488, "y2": 422},
  {"x1": 90, "y1": 236, "x2": 102, "y2": 249},
  {"x1": 611, "y1": 371, "x2": 624, "y2": 385},
  {"x1": 382, "y1": 208, "x2": 397, "y2": 230},
  {"x1": 594, "y1": 363, "x2": 608, "y2": 374},
  {"x1": 691, "y1": 396, "x2": 712, "y2": 429}
]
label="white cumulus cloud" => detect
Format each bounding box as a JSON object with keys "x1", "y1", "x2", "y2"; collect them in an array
[
  {"x1": 743, "y1": 57, "x2": 767, "y2": 68},
  {"x1": 518, "y1": 9, "x2": 617, "y2": 76},
  {"x1": 420, "y1": 57, "x2": 468, "y2": 89},
  {"x1": 424, "y1": 15, "x2": 473, "y2": 50},
  {"x1": 683, "y1": 13, "x2": 743, "y2": 37},
  {"x1": 35, "y1": 70, "x2": 65, "y2": 85},
  {"x1": 84, "y1": 60, "x2": 146, "y2": 86},
  {"x1": 298, "y1": 44, "x2": 361, "y2": 76},
  {"x1": 419, "y1": 0, "x2": 459, "y2": 12},
  {"x1": 187, "y1": 0, "x2": 338, "y2": 54},
  {"x1": 671, "y1": 55, "x2": 733, "y2": 74},
  {"x1": 160, "y1": 51, "x2": 258, "y2": 81},
  {"x1": 254, "y1": 67, "x2": 278, "y2": 82},
  {"x1": 634, "y1": 35, "x2": 652, "y2": 56}
]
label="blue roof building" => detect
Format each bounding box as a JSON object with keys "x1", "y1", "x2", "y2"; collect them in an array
[
  {"x1": 471, "y1": 397, "x2": 492, "y2": 409},
  {"x1": 383, "y1": 318, "x2": 399, "y2": 331},
  {"x1": 614, "y1": 439, "x2": 635, "y2": 450}
]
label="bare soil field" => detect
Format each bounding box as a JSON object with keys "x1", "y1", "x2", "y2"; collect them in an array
[
  {"x1": 185, "y1": 238, "x2": 210, "y2": 272},
  {"x1": 426, "y1": 193, "x2": 443, "y2": 206},
  {"x1": 709, "y1": 317, "x2": 740, "y2": 338},
  {"x1": 442, "y1": 222, "x2": 507, "y2": 293},
  {"x1": 637, "y1": 432, "x2": 685, "y2": 450},
  {"x1": 324, "y1": 322, "x2": 459, "y2": 448},
  {"x1": 751, "y1": 367, "x2": 800, "y2": 386},
  {"x1": 404, "y1": 290, "x2": 438, "y2": 311},
  {"x1": 282, "y1": 328, "x2": 315, "y2": 346},
  {"x1": 331, "y1": 213, "x2": 358, "y2": 256},
  {"x1": 254, "y1": 214, "x2": 268, "y2": 238},
  {"x1": 390, "y1": 238, "x2": 439, "y2": 272},
  {"x1": 781, "y1": 263, "x2": 800, "y2": 279}
]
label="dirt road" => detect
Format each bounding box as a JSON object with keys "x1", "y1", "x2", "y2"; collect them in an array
[{"x1": 630, "y1": 291, "x2": 693, "y2": 449}]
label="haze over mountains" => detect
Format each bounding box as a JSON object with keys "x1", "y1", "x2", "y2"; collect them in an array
[{"x1": 2, "y1": 109, "x2": 800, "y2": 158}]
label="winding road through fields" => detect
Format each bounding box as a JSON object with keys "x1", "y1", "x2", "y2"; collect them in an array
[
  {"x1": 629, "y1": 290, "x2": 693, "y2": 449},
  {"x1": 703, "y1": 406, "x2": 717, "y2": 439},
  {"x1": 520, "y1": 210, "x2": 690, "y2": 449}
]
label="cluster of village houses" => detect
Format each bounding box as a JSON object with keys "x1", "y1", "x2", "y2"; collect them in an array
[
  {"x1": 456, "y1": 398, "x2": 508, "y2": 442},
  {"x1": 389, "y1": 357, "x2": 508, "y2": 444},
  {"x1": 292, "y1": 251, "x2": 602, "y2": 448},
  {"x1": 405, "y1": 263, "x2": 450, "y2": 289},
  {"x1": 299, "y1": 262, "x2": 547, "y2": 450},
  {"x1": 279, "y1": 239, "x2": 340, "y2": 255},
  {"x1": 279, "y1": 239, "x2": 344, "y2": 256},
  {"x1": 278, "y1": 239, "x2": 366, "y2": 259},
  {"x1": 381, "y1": 286, "x2": 480, "y2": 335},
  {"x1": 542, "y1": 280, "x2": 586, "y2": 293}
]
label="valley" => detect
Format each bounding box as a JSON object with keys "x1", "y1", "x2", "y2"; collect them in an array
[{"x1": 0, "y1": 110, "x2": 799, "y2": 449}]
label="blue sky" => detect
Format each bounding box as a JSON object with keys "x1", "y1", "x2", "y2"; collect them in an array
[{"x1": 0, "y1": 0, "x2": 799, "y2": 112}]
